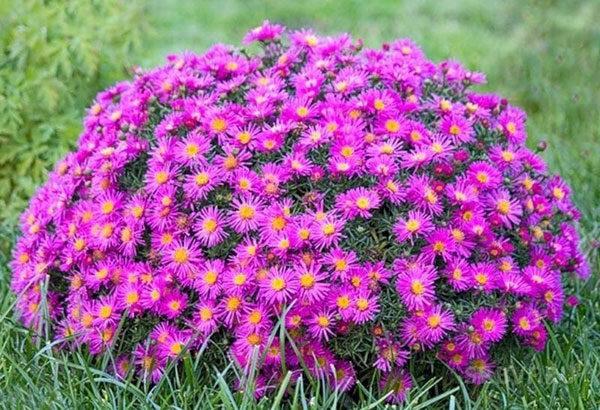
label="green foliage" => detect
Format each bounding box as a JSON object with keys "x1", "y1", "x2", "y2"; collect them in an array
[{"x1": 0, "y1": 0, "x2": 147, "y2": 224}]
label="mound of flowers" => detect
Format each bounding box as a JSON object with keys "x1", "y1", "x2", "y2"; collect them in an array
[{"x1": 10, "y1": 21, "x2": 590, "y2": 402}]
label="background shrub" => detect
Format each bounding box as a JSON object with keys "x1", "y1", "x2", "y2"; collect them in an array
[{"x1": 0, "y1": 0, "x2": 147, "y2": 230}]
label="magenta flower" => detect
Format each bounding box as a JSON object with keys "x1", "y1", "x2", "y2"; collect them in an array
[
  {"x1": 194, "y1": 206, "x2": 227, "y2": 247},
  {"x1": 259, "y1": 266, "x2": 298, "y2": 304},
  {"x1": 165, "y1": 238, "x2": 202, "y2": 278},
  {"x1": 395, "y1": 267, "x2": 437, "y2": 311},
  {"x1": 470, "y1": 308, "x2": 507, "y2": 343}
]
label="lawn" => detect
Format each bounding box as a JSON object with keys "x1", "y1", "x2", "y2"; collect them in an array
[{"x1": 1, "y1": 0, "x2": 599, "y2": 408}]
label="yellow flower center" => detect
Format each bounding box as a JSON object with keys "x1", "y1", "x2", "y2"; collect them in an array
[
  {"x1": 248, "y1": 310, "x2": 262, "y2": 324},
  {"x1": 385, "y1": 119, "x2": 400, "y2": 133},
  {"x1": 340, "y1": 146, "x2": 354, "y2": 158},
  {"x1": 202, "y1": 218, "x2": 218, "y2": 233},
  {"x1": 247, "y1": 333, "x2": 261, "y2": 345},
  {"x1": 433, "y1": 241, "x2": 445, "y2": 253},
  {"x1": 519, "y1": 317, "x2": 531, "y2": 330},
  {"x1": 334, "y1": 259, "x2": 347, "y2": 271},
  {"x1": 236, "y1": 131, "x2": 251, "y2": 144},
  {"x1": 427, "y1": 314, "x2": 441, "y2": 328},
  {"x1": 170, "y1": 342, "x2": 183, "y2": 355},
  {"x1": 374, "y1": 99, "x2": 385, "y2": 110},
  {"x1": 223, "y1": 155, "x2": 237, "y2": 170},
  {"x1": 553, "y1": 187, "x2": 565, "y2": 200},
  {"x1": 194, "y1": 172, "x2": 209, "y2": 186},
  {"x1": 300, "y1": 273, "x2": 315, "y2": 289},
  {"x1": 227, "y1": 297, "x2": 241, "y2": 311},
  {"x1": 203, "y1": 270, "x2": 217, "y2": 285},
  {"x1": 155, "y1": 171, "x2": 169, "y2": 185},
  {"x1": 101, "y1": 201, "x2": 114, "y2": 214},
  {"x1": 185, "y1": 143, "x2": 199, "y2": 158},
  {"x1": 410, "y1": 280, "x2": 425, "y2": 295},
  {"x1": 271, "y1": 216, "x2": 286, "y2": 231},
  {"x1": 99, "y1": 305, "x2": 112, "y2": 319},
  {"x1": 271, "y1": 277, "x2": 286, "y2": 291},
  {"x1": 476, "y1": 172, "x2": 489, "y2": 184},
  {"x1": 239, "y1": 205, "x2": 255, "y2": 220},
  {"x1": 125, "y1": 291, "x2": 139, "y2": 305},
  {"x1": 298, "y1": 228, "x2": 310, "y2": 240},
  {"x1": 233, "y1": 273, "x2": 247, "y2": 286},
  {"x1": 506, "y1": 121, "x2": 516, "y2": 134},
  {"x1": 449, "y1": 124, "x2": 461, "y2": 135},
  {"x1": 296, "y1": 106, "x2": 309, "y2": 117},
  {"x1": 337, "y1": 296, "x2": 350, "y2": 309},
  {"x1": 497, "y1": 199, "x2": 511, "y2": 215},
  {"x1": 356, "y1": 197, "x2": 370, "y2": 210},
  {"x1": 356, "y1": 298, "x2": 369, "y2": 311},
  {"x1": 95, "y1": 268, "x2": 109, "y2": 280},
  {"x1": 501, "y1": 151, "x2": 515, "y2": 162},
  {"x1": 173, "y1": 247, "x2": 189, "y2": 264},
  {"x1": 210, "y1": 118, "x2": 227, "y2": 133},
  {"x1": 322, "y1": 223, "x2": 335, "y2": 236},
  {"x1": 475, "y1": 273, "x2": 488, "y2": 285},
  {"x1": 200, "y1": 307, "x2": 213, "y2": 321},
  {"x1": 483, "y1": 319, "x2": 495, "y2": 332}
]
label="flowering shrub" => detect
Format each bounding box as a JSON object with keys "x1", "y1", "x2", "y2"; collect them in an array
[{"x1": 10, "y1": 21, "x2": 590, "y2": 402}]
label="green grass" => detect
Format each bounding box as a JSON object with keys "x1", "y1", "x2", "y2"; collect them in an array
[{"x1": 1, "y1": 0, "x2": 599, "y2": 408}]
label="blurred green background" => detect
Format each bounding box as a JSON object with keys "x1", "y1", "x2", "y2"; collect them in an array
[{"x1": 0, "y1": 0, "x2": 598, "y2": 407}]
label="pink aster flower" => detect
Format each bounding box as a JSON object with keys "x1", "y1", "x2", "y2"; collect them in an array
[
  {"x1": 393, "y1": 210, "x2": 434, "y2": 243},
  {"x1": 184, "y1": 166, "x2": 223, "y2": 202},
  {"x1": 395, "y1": 267, "x2": 436, "y2": 311},
  {"x1": 227, "y1": 196, "x2": 264, "y2": 234},
  {"x1": 512, "y1": 304, "x2": 541, "y2": 337},
  {"x1": 9, "y1": 24, "x2": 589, "y2": 396},
  {"x1": 417, "y1": 304, "x2": 456, "y2": 345},
  {"x1": 440, "y1": 113, "x2": 474, "y2": 143},
  {"x1": 467, "y1": 161, "x2": 503, "y2": 192},
  {"x1": 294, "y1": 262, "x2": 331, "y2": 304},
  {"x1": 259, "y1": 266, "x2": 298, "y2": 304},
  {"x1": 194, "y1": 259, "x2": 224, "y2": 298},
  {"x1": 444, "y1": 257, "x2": 471, "y2": 291},
  {"x1": 329, "y1": 360, "x2": 356, "y2": 392},
  {"x1": 470, "y1": 308, "x2": 507, "y2": 342},
  {"x1": 311, "y1": 212, "x2": 345, "y2": 250},
  {"x1": 165, "y1": 238, "x2": 203, "y2": 277},
  {"x1": 335, "y1": 187, "x2": 381, "y2": 219},
  {"x1": 194, "y1": 206, "x2": 227, "y2": 247},
  {"x1": 243, "y1": 20, "x2": 285, "y2": 44},
  {"x1": 423, "y1": 228, "x2": 456, "y2": 262},
  {"x1": 351, "y1": 291, "x2": 380, "y2": 324},
  {"x1": 374, "y1": 339, "x2": 410, "y2": 372},
  {"x1": 486, "y1": 190, "x2": 522, "y2": 227},
  {"x1": 468, "y1": 262, "x2": 498, "y2": 293},
  {"x1": 134, "y1": 344, "x2": 165, "y2": 383},
  {"x1": 193, "y1": 299, "x2": 219, "y2": 335},
  {"x1": 308, "y1": 310, "x2": 336, "y2": 341},
  {"x1": 497, "y1": 106, "x2": 527, "y2": 144},
  {"x1": 159, "y1": 291, "x2": 188, "y2": 319}
]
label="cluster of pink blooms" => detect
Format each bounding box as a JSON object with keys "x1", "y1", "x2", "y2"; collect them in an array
[{"x1": 11, "y1": 21, "x2": 589, "y2": 402}]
